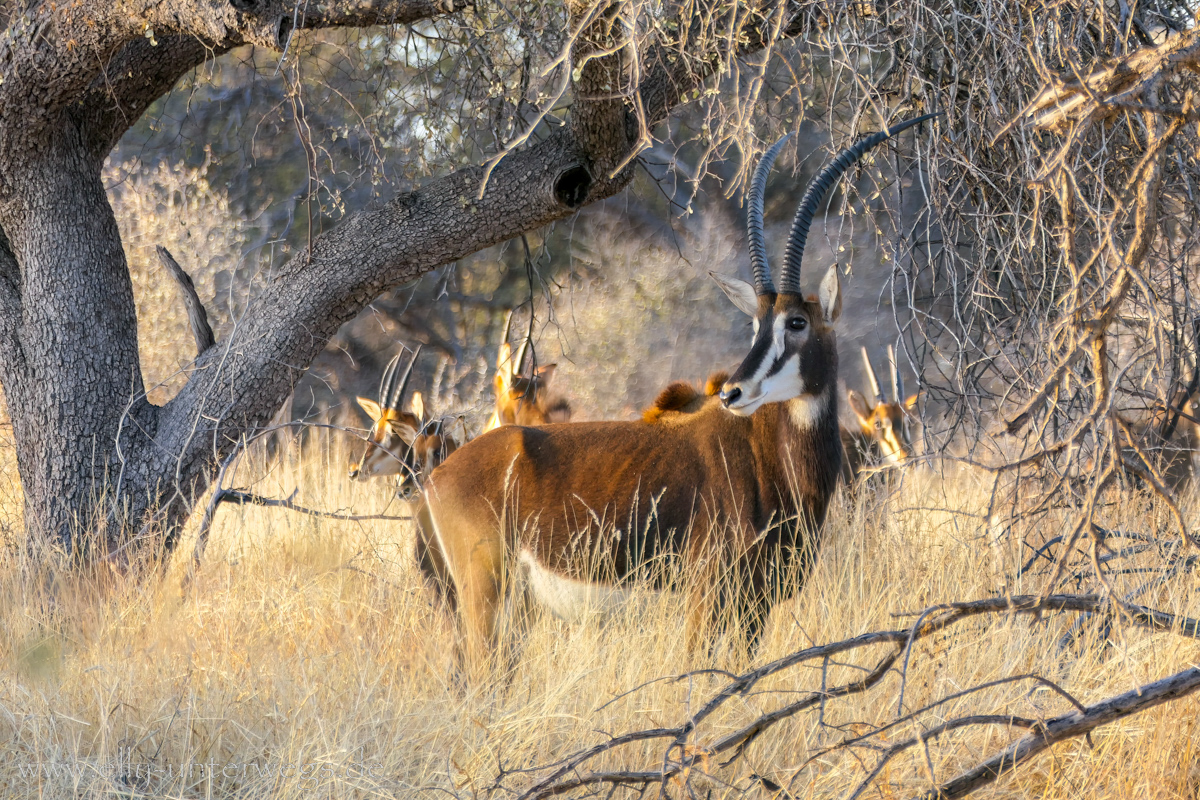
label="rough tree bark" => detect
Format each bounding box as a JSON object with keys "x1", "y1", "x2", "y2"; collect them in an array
[{"x1": 0, "y1": 0, "x2": 816, "y2": 555}]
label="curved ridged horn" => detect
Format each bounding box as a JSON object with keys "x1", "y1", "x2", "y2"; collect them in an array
[
  {"x1": 502, "y1": 309, "x2": 516, "y2": 349},
  {"x1": 389, "y1": 345, "x2": 421, "y2": 410},
  {"x1": 378, "y1": 351, "x2": 404, "y2": 409},
  {"x1": 514, "y1": 336, "x2": 531, "y2": 377},
  {"x1": 862, "y1": 347, "x2": 885, "y2": 405},
  {"x1": 746, "y1": 134, "x2": 791, "y2": 296},
  {"x1": 779, "y1": 112, "x2": 941, "y2": 295},
  {"x1": 888, "y1": 344, "x2": 903, "y2": 403}
]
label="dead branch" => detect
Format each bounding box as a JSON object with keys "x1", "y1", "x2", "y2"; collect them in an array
[
  {"x1": 211, "y1": 488, "x2": 413, "y2": 524},
  {"x1": 514, "y1": 594, "x2": 1200, "y2": 800},
  {"x1": 190, "y1": 420, "x2": 417, "y2": 572},
  {"x1": 156, "y1": 245, "x2": 216, "y2": 356},
  {"x1": 913, "y1": 664, "x2": 1200, "y2": 799}
]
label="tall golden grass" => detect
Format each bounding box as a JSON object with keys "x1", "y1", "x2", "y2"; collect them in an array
[
  {"x1": 0, "y1": 153, "x2": 1195, "y2": 798},
  {"x1": 1, "y1": 443, "x2": 1198, "y2": 799}
]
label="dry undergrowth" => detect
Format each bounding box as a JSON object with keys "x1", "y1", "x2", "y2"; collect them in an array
[{"x1": 0, "y1": 450, "x2": 1198, "y2": 799}]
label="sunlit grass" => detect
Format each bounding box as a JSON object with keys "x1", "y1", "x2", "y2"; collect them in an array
[{"x1": 0, "y1": 446, "x2": 1198, "y2": 798}]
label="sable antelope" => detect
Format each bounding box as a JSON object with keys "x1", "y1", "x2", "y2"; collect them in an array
[
  {"x1": 423, "y1": 115, "x2": 937, "y2": 669},
  {"x1": 842, "y1": 345, "x2": 918, "y2": 485},
  {"x1": 483, "y1": 314, "x2": 572, "y2": 432}
]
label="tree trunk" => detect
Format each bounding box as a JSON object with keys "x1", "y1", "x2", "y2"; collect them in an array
[{"x1": 0, "y1": 122, "x2": 153, "y2": 551}]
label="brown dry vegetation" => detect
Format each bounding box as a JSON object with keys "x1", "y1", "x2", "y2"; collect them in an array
[{"x1": 0, "y1": 441, "x2": 1198, "y2": 798}]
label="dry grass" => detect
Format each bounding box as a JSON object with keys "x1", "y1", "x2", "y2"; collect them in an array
[{"x1": 1, "y1": 448, "x2": 1198, "y2": 799}]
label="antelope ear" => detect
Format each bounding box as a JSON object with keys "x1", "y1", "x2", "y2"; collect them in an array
[
  {"x1": 904, "y1": 393, "x2": 919, "y2": 412},
  {"x1": 709, "y1": 271, "x2": 758, "y2": 317},
  {"x1": 411, "y1": 391, "x2": 426, "y2": 423},
  {"x1": 535, "y1": 363, "x2": 557, "y2": 386},
  {"x1": 389, "y1": 419, "x2": 420, "y2": 446},
  {"x1": 846, "y1": 389, "x2": 873, "y2": 429},
  {"x1": 356, "y1": 397, "x2": 383, "y2": 423},
  {"x1": 818, "y1": 265, "x2": 842, "y2": 322}
]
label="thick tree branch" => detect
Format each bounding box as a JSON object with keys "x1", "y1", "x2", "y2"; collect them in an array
[
  {"x1": 0, "y1": 0, "x2": 467, "y2": 167},
  {"x1": 286, "y1": 0, "x2": 466, "y2": 29},
  {"x1": 152, "y1": 124, "x2": 600, "y2": 484}
]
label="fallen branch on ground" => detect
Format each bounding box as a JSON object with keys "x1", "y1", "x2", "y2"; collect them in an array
[{"x1": 513, "y1": 594, "x2": 1200, "y2": 800}]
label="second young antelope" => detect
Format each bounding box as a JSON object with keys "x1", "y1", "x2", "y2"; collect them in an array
[
  {"x1": 423, "y1": 115, "x2": 937, "y2": 670},
  {"x1": 483, "y1": 313, "x2": 572, "y2": 432},
  {"x1": 842, "y1": 345, "x2": 918, "y2": 485},
  {"x1": 348, "y1": 346, "x2": 459, "y2": 596},
  {"x1": 348, "y1": 346, "x2": 459, "y2": 497}
]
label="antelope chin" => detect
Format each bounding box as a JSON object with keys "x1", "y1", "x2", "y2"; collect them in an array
[{"x1": 724, "y1": 392, "x2": 766, "y2": 416}]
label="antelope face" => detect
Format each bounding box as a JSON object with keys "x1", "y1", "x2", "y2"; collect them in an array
[
  {"x1": 846, "y1": 390, "x2": 915, "y2": 464},
  {"x1": 348, "y1": 398, "x2": 422, "y2": 483},
  {"x1": 713, "y1": 267, "x2": 842, "y2": 417},
  {"x1": 494, "y1": 364, "x2": 559, "y2": 426}
]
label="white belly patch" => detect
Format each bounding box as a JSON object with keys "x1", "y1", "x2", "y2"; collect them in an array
[{"x1": 518, "y1": 550, "x2": 637, "y2": 622}]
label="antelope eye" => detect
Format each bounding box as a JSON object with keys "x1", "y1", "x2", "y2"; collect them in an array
[{"x1": 788, "y1": 316, "x2": 807, "y2": 331}]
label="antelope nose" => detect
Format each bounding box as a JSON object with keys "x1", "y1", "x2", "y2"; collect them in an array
[
  {"x1": 720, "y1": 387, "x2": 742, "y2": 408},
  {"x1": 348, "y1": 467, "x2": 359, "y2": 480}
]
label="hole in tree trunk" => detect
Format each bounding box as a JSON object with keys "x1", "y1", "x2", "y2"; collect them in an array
[
  {"x1": 554, "y1": 165, "x2": 592, "y2": 209},
  {"x1": 229, "y1": 0, "x2": 261, "y2": 10},
  {"x1": 276, "y1": 15, "x2": 293, "y2": 49}
]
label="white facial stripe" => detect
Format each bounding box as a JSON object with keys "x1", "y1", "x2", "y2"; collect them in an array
[
  {"x1": 747, "y1": 315, "x2": 788, "y2": 385},
  {"x1": 758, "y1": 355, "x2": 803, "y2": 397}
]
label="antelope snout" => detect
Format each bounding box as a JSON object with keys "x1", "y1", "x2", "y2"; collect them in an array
[
  {"x1": 720, "y1": 386, "x2": 743, "y2": 408},
  {"x1": 348, "y1": 466, "x2": 361, "y2": 480}
]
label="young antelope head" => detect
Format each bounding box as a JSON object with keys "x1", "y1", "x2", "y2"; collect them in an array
[
  {"x1": 348, "y1": 347, "x2": 459, "y2": 498},
  {"x1": 484, "y1": 325, "x2": 572, "y2": 431},
  {"x1": 847, "y1": 345, "x2": 917, "y2": 465}
]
